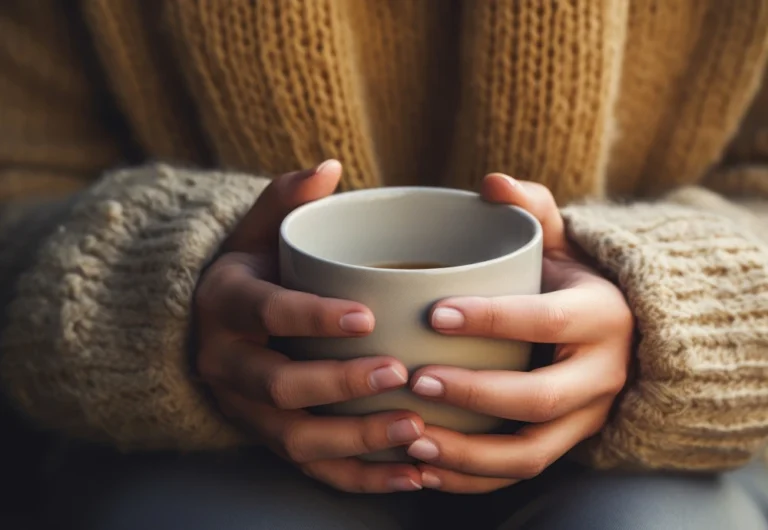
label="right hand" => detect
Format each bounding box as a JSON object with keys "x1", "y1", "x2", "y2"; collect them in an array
[{"x1": 194, "y1": 161, "x2": 424, "y2": 493}]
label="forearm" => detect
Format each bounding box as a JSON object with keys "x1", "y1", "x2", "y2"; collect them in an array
[
  {"x1": 0, "y1": 165, "x2": 268, "y2": 450},
  {"x1": 562, "y1": 189, "x2": 768, "y2": 471}
]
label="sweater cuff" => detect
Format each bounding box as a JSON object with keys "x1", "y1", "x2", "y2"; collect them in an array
[
  {"x1": 561, "y1": 197, "x2": 768, "y2": 471},
  {"x1": 0, "y1": 165, "x2": 268, "y2": 451}
]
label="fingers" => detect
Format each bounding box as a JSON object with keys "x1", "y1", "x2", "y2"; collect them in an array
[
  {"x1": 251, "y1": 403, "x2": 424, "y2": 463},
  {"x1": 212, "y1": 341, "x2": 409, "y2": 409},
  {"x1": 219, "y1": 391, "x2": 424, "y2": 471},
  {"x1": 406, "y1": 400, "x2": 610, "y2": 481},
  {"x1": 247, "y1": 278, "x2": 374, "y2": 337},
  {"x1": 225, "y1": 160, "x2": 342, "y2": 253},
  {"x1": 409, "y1": 348, "x2": 628, "y2": 422},
  {"x1": 417, "y1": 467, "x2": 516, "y2": 494},
  {"x1": 200, "y1": 260, "x2": 375, "y2": 338},
  {"x1": 431, "y1": 282, "x2": 633, "y2": 344},
  {"x1": 481, "y1": 173, "x2": 568, "y2": 254},
  {"x1": 303, "y1": 458, "x2": 423, "y2": 494}
]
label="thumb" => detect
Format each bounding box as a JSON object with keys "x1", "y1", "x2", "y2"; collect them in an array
[
  {"x1": 225, "y1": 160, "x2": 342, "y2": 253},
  {"x1": 481, "y1": 173, "x2": 568, "y2": 255}
]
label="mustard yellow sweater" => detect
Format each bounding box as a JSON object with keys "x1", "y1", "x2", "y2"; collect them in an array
[{"x1": 1, "y1": 0, "x2": 768, "y2": 471}]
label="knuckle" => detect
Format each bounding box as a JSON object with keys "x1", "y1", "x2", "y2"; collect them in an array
[
  {"x1": 358, "y1": 479, "x2": 382, "y2": 494},
  {"x1": 537, "y1": 302, "x2": 569, "y2": 340},
  {"x1": 300, "y1": 462, "x2": 339, "y2": 488},
  {"x1": 455, "y1": 449, "x2": 475, "y2": 475},
  {"x1": 280, "y1": 422, "x2": 310, "y2": 463},
  {"x1": 486, "y1": 298, "x2": 505, "y2": 335},
  {"x1": 307, "y1": 462, "x2": 365, "y2": 494},
  {"x1": 461, "y1": 380, "x2": 485, "y2": 411},
  {"x1": 345, "y1": 469, "x2": 372, "y2": 494},
  {"x1": 603, "y1": 366, "x2": 629, "y2": 397},
  {"x1": 527, "y1": 182, "x2": 558, "y2": 210},
  {"x1": 337, "y1": 361, "x2": 364, "y2": 400},
  {"x1": 518, "y1": 452, "x2": 550, "y2": 479},
  {"x1": 258, "y1": 289, "x2": 285, "y2": 334},
  {"x1": 196, "y1": 265, "x2": 236, "y2": 312},
  {"x1": 354, "y1": 418, "x2": 384, "y2": 454},
  {"x1": 528, "y1": 181, "x2": 553, "y2": 198},
  {"x1": 303, "y1": 294, "x2": 333, "y2": 336},
  {"x1": 609, "y1": 297, "x2": 635, "y2": 332},
  {"x1": 311, "y1": 305, "x2": 327, "y2": 336},
  {"x1": 589, "y1": 405, "x2": 613, "y2": 435},
  {"x1": 265, "y1": 366, "x2": 294, "y2": 409},
  {"x1": 303, "y1": 464, "x2": 364, "y2": 494},
  {"x1": 446, "y1": 437, "x2": 472, "y2": 472},
  {"x1": 529, "y1": 380, "x2": 560, "y2": 422}
]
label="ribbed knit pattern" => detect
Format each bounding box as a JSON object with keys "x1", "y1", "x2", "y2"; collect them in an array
[
  {"x1": 333, "y1": 1, "x2": 460, "y2": 188},
  {"x1": 0, "y1": 166, "x2": 265, "y2": 450},
  {"x1": 0, "y1": 1, "x2": 768, "y2": 468},
  {"x1": 609, "y1": 0, "x2": 768, "y2": 197},
  {"x1": 82, "y1": 0, "x2": 211, "y2": 165},
  {"x1": 0, "y1": 1, "x2": 121, "y2": 173},
  {"x1": 727, "y1": 68, "x2": 768, "y2": 165},
  {"x1": 165, "y1": 0, "x2": 382, "y2": 190},
  {"x1": 564, "y1": 194, "x2": 768, "y2": 470},
  {"x1": 445, "y1": 0, "x2": 628, "y2": 203}
]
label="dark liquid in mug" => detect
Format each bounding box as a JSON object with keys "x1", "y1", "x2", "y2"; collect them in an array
[{"x1": 371, "y1": 261, "x2": 447, "y2": 270}]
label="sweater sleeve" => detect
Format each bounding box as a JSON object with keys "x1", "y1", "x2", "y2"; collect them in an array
[
  {"x1": 0, "y1": 165, "x2": 268, "y2": 450},
  {"x1": 561, "y1": 186, "x2": 768, "y2": 471},
  {"x1": 0, "y1": 3, "x2": 272, "y2": 450}
]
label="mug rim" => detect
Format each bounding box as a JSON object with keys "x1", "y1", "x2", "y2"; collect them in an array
[{"x1": 279, "y1": 186, "x2": 543, "y2": 274}]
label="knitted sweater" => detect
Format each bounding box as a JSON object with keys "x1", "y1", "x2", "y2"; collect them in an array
[{"x1": 1, "y1": 0, "x2": 768, "y2": 471}]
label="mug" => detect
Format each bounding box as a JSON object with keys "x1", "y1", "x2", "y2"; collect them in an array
[{"x1": 278, "y1": 187, "x2": 542, "y2": 460}]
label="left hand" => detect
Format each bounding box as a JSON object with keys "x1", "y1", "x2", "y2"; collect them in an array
[{"x1": 406, "y1": 174, "x2": 634, "y2": 493}]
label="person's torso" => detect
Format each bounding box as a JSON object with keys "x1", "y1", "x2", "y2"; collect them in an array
[{"x1": 79, "y1": 0, "x2": 768, "y2": 204}]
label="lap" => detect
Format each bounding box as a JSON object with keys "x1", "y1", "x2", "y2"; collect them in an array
[
  {"x1": 495, "y1": 464, "x2": 768, "y2": 530},
  {"x1": 44, "y1": 445, "x2": 419, "y2": 530},
  {"x1": 43, "y1": 443, "x2": 768, "y2": 530}
]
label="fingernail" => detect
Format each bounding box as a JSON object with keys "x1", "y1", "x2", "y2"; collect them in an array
[
  {"x1": 501, "y1": 174, "x2": 519, "y2": 187},
  {"x1": 388, "y1": 477, "x2": 422, "y2": 492},
  {"x1": 387, "y1": 419, "x2": 421, "y2": 444},
  {"x1": 412, "y1": 375, "x2": 444, "y2": 397},
  {"x1": 315, "y1": 159, "x2": 341, "y2": 175},
  {"x1": 408, "y1": 438, "x2": 440, "y2": 461},
  {"x1": 369, "y1": 366, "x2": 407, "y2": 391},
  {"x1": 339, "y1": 312, "x2": 373, "y2": 333},
  {"x1": 431, "y1": 307, "x2": 465, "y2": 330},
  {"x1": 421, "y1": 471, "x2": 442, "y2": 489},
  {"x1": 491, "y1": 173, "x2": 523, "y2": 191}
]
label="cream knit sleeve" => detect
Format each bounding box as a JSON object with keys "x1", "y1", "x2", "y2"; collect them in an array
[
  {"x1": 561, "y1": 187, "x2": 768, "y2": 471},
  {"x1": 0, "y1": 164, "x2": 268, "y2": 451}
]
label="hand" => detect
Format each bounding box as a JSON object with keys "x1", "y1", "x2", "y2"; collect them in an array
[
  {"x1": 405, "y1": 174, "x2": 634, "y2": 493},
  {"x1": 195, "y1": 161, "x2": 424, "y2": 493}
]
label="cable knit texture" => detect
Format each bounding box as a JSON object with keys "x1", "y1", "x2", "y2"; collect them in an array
[
  {"x1": 1, "y1": 1, "x2": 768, "y2": 468},
  {"x1": 1, "y1": 165, "x2": 266, "y2": 450}
]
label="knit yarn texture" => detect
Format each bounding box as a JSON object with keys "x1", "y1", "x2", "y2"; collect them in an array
[{"x1": 0, "y1": 1, "x2": 767, "y2": 469}]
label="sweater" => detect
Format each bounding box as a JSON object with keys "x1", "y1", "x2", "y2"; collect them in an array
[{"x1": 1, "y1": 0, "x2": 767, "y2": 471}]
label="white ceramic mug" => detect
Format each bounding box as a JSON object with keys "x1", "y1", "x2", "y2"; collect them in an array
[{"x1": 279, "y1": 187, "x2": 542, "y2": 460}]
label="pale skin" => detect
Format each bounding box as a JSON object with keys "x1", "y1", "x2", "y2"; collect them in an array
[{"x1": 195, "y1": 161, "x2": 634, "y2": 495}]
